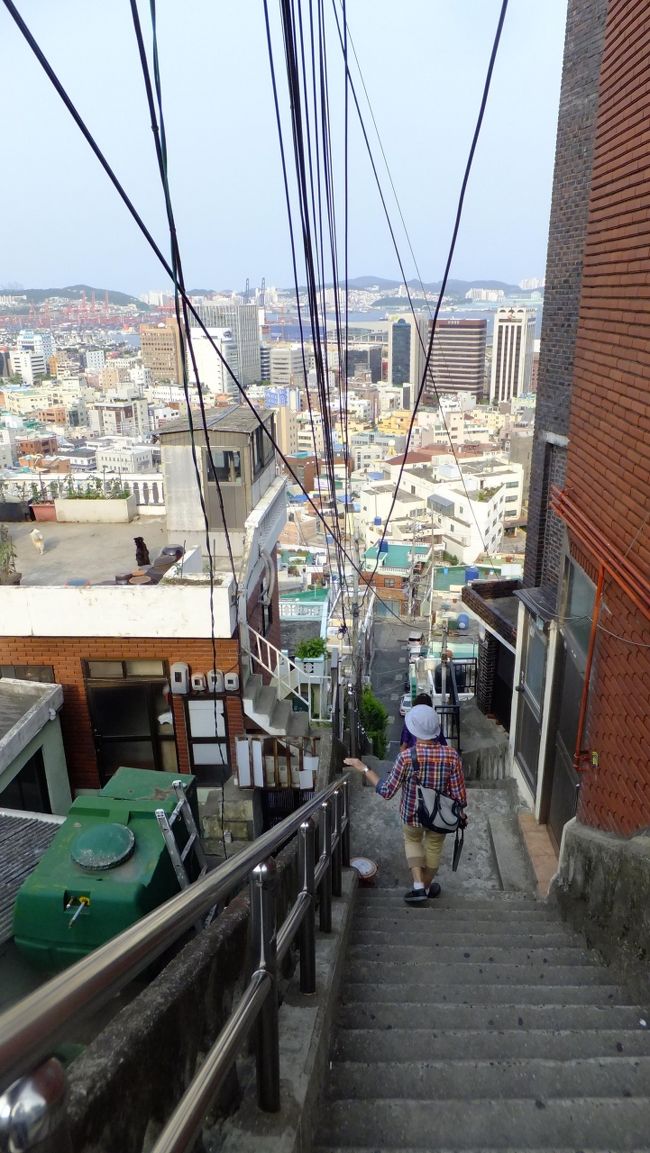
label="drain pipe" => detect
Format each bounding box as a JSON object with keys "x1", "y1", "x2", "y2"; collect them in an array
[{"x1": 573, "y1": 563, "x2": 605, "y2": 773}]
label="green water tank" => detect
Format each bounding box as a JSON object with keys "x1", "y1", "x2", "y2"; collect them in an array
[{"x1": 13, "y1": 768, "x2": 198, "y2": 971}]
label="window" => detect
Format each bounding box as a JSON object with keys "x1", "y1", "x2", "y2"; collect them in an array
[
  {"x1": 0, "y1": 750, "x2": 50, "y2": 813},
  {"x1": 252, "y1": 422, "x2": 274, "y2": 476},
  {"x1": 384, "y1": 578, "x2": 395, "y2": 588},
  {"x1": 207, "y1": 448, "x2": 241, "y2": 483},
  {"x1": 562, "y1": 560, "x2": 595, "y2": 658},
  {"x1": 0, "y1": 665, "x2": 54, "y2": 683}
]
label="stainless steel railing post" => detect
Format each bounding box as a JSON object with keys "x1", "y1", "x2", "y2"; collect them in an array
[
  {"x1": 341, "y1": 779, "x2": 351, "y2": 868},
  {"x1": 318, "y1": 800, "x2": 332, "y2": 934},
  {"x1": 331, "y1": 790, "x2": 343, "y2": 898},
  {"x1": 0, "y1": 1057, "x2": 72, "y2": 1153},
  {"x1": 297, "y1": 820, "x2": 316, "y2": 995},
  {"x1": 250, "y1": 863, "x2": 280, "y2": 1113}
]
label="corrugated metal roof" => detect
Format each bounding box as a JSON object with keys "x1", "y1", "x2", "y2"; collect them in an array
[{"x1": 0, "y1": 814, "x2": 60, "y2": 944}]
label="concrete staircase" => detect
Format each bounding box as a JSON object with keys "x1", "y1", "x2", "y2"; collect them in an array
[
  {"x1": 241, "y1": 671, "x2": 310, "y2": 739},
  {"x1": 316, "y1": 889, "x2": 650, "y2": 1151}
]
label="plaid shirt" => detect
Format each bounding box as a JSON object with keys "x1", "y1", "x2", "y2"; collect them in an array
[{"x1": 375, "y1": 740, "x2": 467, "y2": 827}]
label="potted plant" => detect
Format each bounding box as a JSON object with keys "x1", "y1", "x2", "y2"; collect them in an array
[
  {"x1": 294, "y1": 635, "x2": 328, "y2": 678},
  {"x1": 0, "y1": 525, "x2": 21, "y2": 585},
  {"x1": 30, "y1": 479, "x2": 58, "y2": 522}
]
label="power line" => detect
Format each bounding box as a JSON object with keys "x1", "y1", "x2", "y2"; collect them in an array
[
  {"x1": 129, "y1": 0, "x2": 234, "y2": 857},
  {"x1": 330, "y1": 0, "x2": 506, "y2": 569},
  {"x1": 1, "y1": 0, "x2": 407, "y2": 629}
]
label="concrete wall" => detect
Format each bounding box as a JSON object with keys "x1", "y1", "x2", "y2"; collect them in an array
[
  {"x1": 54, "y1": 495, "x2": 137, "y2": 523},
  {"x1": 552, "y1": 817, "x2": 650, "y2": 1000},
  {"x1": 0, "y1": 581, "x2": 237, "y2": 640}
]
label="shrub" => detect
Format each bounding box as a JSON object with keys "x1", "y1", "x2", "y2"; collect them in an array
[
  {"x1": 295, "y1": 636, "x2": 328, "y2": 660},
  {"x1": 359, "y1": 686, "x2": 388, "y2": 759}
]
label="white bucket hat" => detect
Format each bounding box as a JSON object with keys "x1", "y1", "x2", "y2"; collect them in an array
[{"x1": 404, "y1": 704, "x2": 441, "y2": 741}]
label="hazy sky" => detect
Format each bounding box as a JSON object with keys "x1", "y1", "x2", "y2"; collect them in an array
[{"x1": 1, "y1": 1, "x2": 567, "y2": 295}]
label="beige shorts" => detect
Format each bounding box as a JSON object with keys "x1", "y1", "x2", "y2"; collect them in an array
[{"x1": 402, "y1": 824, "x2": 446, "y2": 871}]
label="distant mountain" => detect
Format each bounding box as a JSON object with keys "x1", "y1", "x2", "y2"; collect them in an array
[
  {"x1": 345, "y1": 275, "x2": 525, "y2": 296},
  {"x1": 2, "y1": 285, "x2": 146, "y2": 308}
]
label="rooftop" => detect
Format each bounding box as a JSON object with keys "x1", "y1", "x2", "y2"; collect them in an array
[
  {"x1": 363, "y1": 542, "x2": 429, "y2": 569},
  {"x1": 157, "y1": 405, "x2": 271, "y2": 438},
  {"x1": 0, "y1": 812, "x2": 62, "y2": 946},
  {"x1": 5, "y1": 517, "x2": 172, "y2": 586}
]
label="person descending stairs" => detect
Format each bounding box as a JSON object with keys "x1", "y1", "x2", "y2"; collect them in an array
[{"x1": 315, "y1": 755, "x2": 650, "y2": 1152}]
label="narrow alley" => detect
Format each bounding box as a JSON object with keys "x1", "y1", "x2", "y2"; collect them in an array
[{"x1": 313, "y1": 623, "x2": 650, "y2": 1151}]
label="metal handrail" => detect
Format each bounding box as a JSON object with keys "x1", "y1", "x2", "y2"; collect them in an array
[{"x1": 0, "y1": 774, "x2": 351, "y2": 1094}]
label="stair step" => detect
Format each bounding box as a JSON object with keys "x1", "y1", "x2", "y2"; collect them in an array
[
  {"x1": 343, "y1": 962, "x2": 612, "y2": 986},
  {"x1": 328, "y1": 1056, "x2": 650, "y2": 1101},
  {"x1": 255, "y1": 685, "x2": 276, "y2": 718},
  {"x1": 242, "y1": 673, "x2": 262, "y2": 701},
  {"x1": 317, "y1": 1148, "x2": 650, "y2": 1153},
  {"x1": 336, "y1": 1003, "x2": 648, "y2": 1032},
  {"x1": 340, "y1": 982, "x2": 633, "y2": 1006},
  {"x1": 286, "y1": 710, "x2": 310, "y2": 738},
  {"x1": 346, "y1": 944, "x2": 592, "y2": 966},
  {"x1": 333, "y1": 1028, "x2": 650, "y2": 1062},
  {"x1": 355, "y1": 894, "x2": 546, "y2": 911},
  {"x1": 270, "y1": 698, "x2": 291, "y2": 730},
  {"x1": 316, "y1": 1097, "x2": 650, "y2": 1149},
  {"x1": 349, "y1": 930, "x2": 582, "y2": 948},
  {"x1": 352, "y1": 911, "x2": 561, "y2": 929}
]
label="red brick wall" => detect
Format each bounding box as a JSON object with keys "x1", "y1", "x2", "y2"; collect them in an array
[
  {"x1": 0, "y1": 635, "x2": 244, "y2": 794},
  {"x1": 565, "y1": 0, "x2": 650, "y2": 833}
]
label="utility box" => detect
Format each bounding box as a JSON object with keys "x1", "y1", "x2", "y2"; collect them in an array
[{"x1": 13, "y1": 768, "x2": 198, "y2": 971}]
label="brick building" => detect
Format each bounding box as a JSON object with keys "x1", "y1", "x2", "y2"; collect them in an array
[
  {"x1": 505, "y1": 0, "x2": 650, "y2": 965},
  {"x1": 0, "y1": 407, "x2": 298, "y2": 833}
]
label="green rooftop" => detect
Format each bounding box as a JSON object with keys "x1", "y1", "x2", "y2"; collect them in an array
[
  {"x1": 280, "y1": 587, "x2": 328, "y2": 602},
  {"x1": 363, "y1": 543, "x2": 429, "y2": 570}
]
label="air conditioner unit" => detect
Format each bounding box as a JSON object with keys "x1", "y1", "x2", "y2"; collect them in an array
[
  {"x1": 191, "y1": 673, "x2": 207, "y2": 692},
  {"x1": 170, "y1": 662, "x2": 190, "y2": 695},
  {"x1": 224, "y1": 672, "x2": 240, "y2": 692},
  {"x1": 208, "y1": 669, "x2": 225, "y2": 693}
]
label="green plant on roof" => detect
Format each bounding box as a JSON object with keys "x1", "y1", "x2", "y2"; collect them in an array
[
  {"x1": 295, "y1": 636, "x2": 328, "y2": 660},
  {"x1": 0, "y1": 525, "x2": 17, "y2": 575}
]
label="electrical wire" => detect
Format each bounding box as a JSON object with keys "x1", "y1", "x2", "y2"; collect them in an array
[
  {"x1": 330, "y1": 0, "x2": 506, "y2": 569},
  {"x1": 261, "y1": 0, "x2": 341, "y2": 607},
  {"x1": 274, "y1": 0, "x2": 349, "y2": 616},
  {"x1": 129, "y1": 0, "x2": 233, "y2": 857},
  {"x1": 1, "y1": 0, "x2": 409, "y2": 629}
]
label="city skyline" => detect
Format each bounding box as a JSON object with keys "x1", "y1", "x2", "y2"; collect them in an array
[{"x1": 1, "y1": 1, "x2": 567, "y2": 294}]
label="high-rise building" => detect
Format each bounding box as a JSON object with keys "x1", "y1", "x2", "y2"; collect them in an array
[
  {"x1": 189, "y1": 328, "x2": 239, "y2": 396},
  {"x1": 260, "y1": 343, "x2": 271, "y2": 382},
  {"x1": 191, "y1": 303, "x2": 260, "y2": 387},
  {"x1": 85, "y1": 349, "x2": 106, "y2": 373},
  {"x1": 425, "y1": 318, "x2": 487, "y2": 399},
  {"x1": 9, "y1": 349, "x2": 46, "y2": 385},
  {"x1": 386, "y1": 315, "x2": 428, "y2": 390},
  {"x1": 270, "y1": 344, "x2": 307, "y2": 389},
  {"x1": 140, "y1": 318, "x2": 183, "y2": 384},
  {"x1": 489, "y1": 308, "x2": 536, "y2": 402}
]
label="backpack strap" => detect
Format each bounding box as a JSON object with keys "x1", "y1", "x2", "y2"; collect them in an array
[{"x1": 410, "y1": 745, "x2": 420, "y2": 782}]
